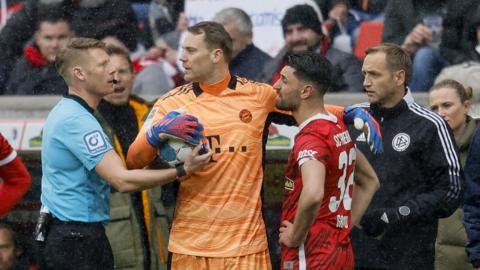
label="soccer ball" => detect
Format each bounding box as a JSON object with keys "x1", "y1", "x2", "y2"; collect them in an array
[{"x1": 158, "y1": 138, "x2": 194, "y2": 167}]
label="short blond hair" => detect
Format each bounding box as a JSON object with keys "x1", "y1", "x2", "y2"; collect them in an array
[{"x1": 55, "y1": 37, "x2": 106, "y2": 83}]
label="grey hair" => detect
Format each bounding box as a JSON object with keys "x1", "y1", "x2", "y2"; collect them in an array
[{"x1": 213, "y1": 7, "x2": 253, "y2": 34}]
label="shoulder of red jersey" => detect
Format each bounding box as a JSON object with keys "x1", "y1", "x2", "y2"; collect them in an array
[
  {"x1": 301, "y1": 117, "x2": 342, "y2": 137},
  {"x1": 0, "y1": 134, "x2": 15, "y2": 164}
]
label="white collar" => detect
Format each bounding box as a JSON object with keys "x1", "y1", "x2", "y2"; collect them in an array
[
  {"x1": 403, "y1": 87, "x2": 415, "y2": 105},
  {"x1": 298, "y1": 112, "x2": 338, "y2": 131}
]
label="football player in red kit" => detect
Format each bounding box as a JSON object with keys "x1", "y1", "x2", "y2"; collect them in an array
[{"x1": 273, "y1": 51, "x2": 379, "y2": 270}]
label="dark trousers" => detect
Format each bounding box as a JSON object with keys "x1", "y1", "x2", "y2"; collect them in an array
[{"x1": 37, "y1": 219, "x2": 113, "y2": 270}]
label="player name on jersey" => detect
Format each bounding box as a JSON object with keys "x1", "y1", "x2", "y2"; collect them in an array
[{"x1": 333, "y1": 130, "x2": 352, "y2": 148}]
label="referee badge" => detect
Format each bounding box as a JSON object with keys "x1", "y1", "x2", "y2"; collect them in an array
[{"x1": 84, "y1": 130, "x2": 107, "y2": 154}]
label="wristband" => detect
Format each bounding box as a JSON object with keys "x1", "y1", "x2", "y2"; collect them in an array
[{"x1": 175, "y1": 163, "x2": 187, "y2": 178}]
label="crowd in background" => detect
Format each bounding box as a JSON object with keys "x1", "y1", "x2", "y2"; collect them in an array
[
  {"x1": 1, "y1": 0, "x2": 480, "y2": 270},
  {"x1": 0, "y1": 0, "x2": 479, "y2": 97}
]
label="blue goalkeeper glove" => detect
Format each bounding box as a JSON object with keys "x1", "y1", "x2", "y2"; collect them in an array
[
  {"x1": 344, "y1": 106, "x2": 383, "y2": 154},
  {"x1": 146, "y1": 112, "x2": 204, "y2": 148}
]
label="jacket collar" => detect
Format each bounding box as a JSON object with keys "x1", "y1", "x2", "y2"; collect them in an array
[
  {"x1": 457, "y1": 115, "x2": 477, "y2": 151},
  {"x1": 370, "y1": 87, "x2": 414, "y2": 119},
  {"x1": 63, "y1": 94, "x2": 95, "y2": 114}
]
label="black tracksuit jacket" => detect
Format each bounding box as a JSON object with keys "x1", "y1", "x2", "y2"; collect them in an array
[{"x1": 350, "y1": 90, "x2": 463, "y2": 270}]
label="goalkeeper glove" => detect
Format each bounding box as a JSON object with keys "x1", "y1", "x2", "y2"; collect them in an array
[
  {"x1": 147, "y1": 113, "x2": 204, "y2": 147},
  {"x1": 344, "y1": 106, "x2": 383, "y2": 154}
]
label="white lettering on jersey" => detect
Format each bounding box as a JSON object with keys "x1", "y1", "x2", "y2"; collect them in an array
[
  {"x1": 297, "y1": 149, "x2": 318, "y2": 161},
  {"x1": 334, "y1": 130, "x2": 352, "y2": 147},
  {"x1": 336, "y1": 214, "x2": 349, "y2": 228}
]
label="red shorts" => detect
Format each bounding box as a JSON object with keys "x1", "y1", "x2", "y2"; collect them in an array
[{"x1": 281, "y1": 229, "x2": 354, "y2": 270}]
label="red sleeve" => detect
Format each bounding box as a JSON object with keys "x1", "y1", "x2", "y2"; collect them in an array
[
  {"x1": 295, "y1": 132, "x2": 331, "y2": 167},
  {"x1": 0, "y1": 135, "x2": 32, "y2": 216}
]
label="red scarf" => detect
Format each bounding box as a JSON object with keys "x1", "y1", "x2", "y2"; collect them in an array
[{"x1": 23, "y1": 45, "x2": 47, "y2": 68}]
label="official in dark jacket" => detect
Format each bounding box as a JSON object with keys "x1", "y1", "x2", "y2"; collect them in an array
[{"x1": 350, "y1": 43, "x2": 462, "y2": 270}]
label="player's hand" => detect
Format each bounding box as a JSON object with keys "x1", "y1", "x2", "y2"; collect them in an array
[
  {"x1": 146, "y1": 113, "x2": 204, "y2": 148},
  {"x1": 360, "y1": 207, "x2": 403, "y2": 238},
  {"x1": 279, "y1": 220, "x2": 304, "y2": 248},
  {"x1": 182, "y1": 142, "x2": 213, "y2": 178},
  {"x1": 344, "y1": 106, "x2": 383, "y2": 154}
]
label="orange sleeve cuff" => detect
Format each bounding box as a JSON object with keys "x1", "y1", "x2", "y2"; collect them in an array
[
  {"x1": 126, "y1": 134, "x2": 158, "y2": 169},
  {"x1": 325, "y1": 104, "x2": 345, "y2": 121}
]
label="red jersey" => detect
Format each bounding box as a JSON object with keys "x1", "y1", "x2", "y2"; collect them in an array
[
  {"x1": 281, "y1": 113, "x2": 356, "y2": 270},
  {"x1": 0, "y1": 133, "x2": 31, "y2": 216}
]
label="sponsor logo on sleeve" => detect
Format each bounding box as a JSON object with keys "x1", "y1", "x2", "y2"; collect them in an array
[
  {"x1": 84, "y1": 130, "x2": 107, "y2": 154},
  {"x1": 297, "y1": 149, "x2": 318, "y2": 160},
  {"x1": 284, "y1": 176, "x2": 294, "y2": 191}
]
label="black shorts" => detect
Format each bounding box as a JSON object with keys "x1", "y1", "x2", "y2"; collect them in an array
[{"x1": 37, "y1": 218, "x2": 113, "y2": 270}]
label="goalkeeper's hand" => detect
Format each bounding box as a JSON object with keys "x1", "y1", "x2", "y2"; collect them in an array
[
  {"x1": 146, "y1": 112, "x2": 204, "y2": 148},
  {"x1": 344, "y1": 106, "x2": 383, "y2": 154}
]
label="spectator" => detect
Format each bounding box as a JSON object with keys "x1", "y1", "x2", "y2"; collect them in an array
[
  {"x1": 350, "y1": 43, "x2": 462, "y2": 270},
  {"x1": 148, "y1": 0, "x2": 185, "y2": 46},
  {"x1": 0, "y1": 222, "x2": 33, "y2": 270},
  {"x1": 258, "y1": 4, "x2": 363, "y2": 92},
  {"x1": 382, "y1": 0, "x2": 448, "y2": 92},
  {"x1": 0, "y1": 133, "x2": 31, "y2": 217},
  {"x1": 133, "y1": 9, "x2": 187, "y2": 98},
  {"x1": 132, "y1": 37, "x2": 180, "y2": 98},
  {"x1": 0, "y1": 0, "x2": 138, "y2": 94},
  {"x1": 213, "y1": 7, "x2": 272, "y2": 80},
  {"x1": 5, "y1": 12, "x2": 71, "y2": 95},
  {"x1": 315, "y1": 0, "x2": 387, "y2": 51},
  {"x1": 464, "y1": 126, "x2": 480, "y2": 270},
  {"x1": 36, "y1": 37, "x2": 210, "y2": 269},
  {"x1": 429, "y1": 79, "x2": 477, "y2": 270},
  {"x1": 273, "y1": 51, "x2": 379, "y2": 270},
  {"x1": 440, "y1": 0, "x2": 480, "y2": 65},
  {"x1": 97, "y1": 45, "x2": 169, "y2": 270}
]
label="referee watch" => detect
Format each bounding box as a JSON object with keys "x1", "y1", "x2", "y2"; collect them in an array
[{"x1": 175, "y1": 163, "x2": 187, "y2": 178}]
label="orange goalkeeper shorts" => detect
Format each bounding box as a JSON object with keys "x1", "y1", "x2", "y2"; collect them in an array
[{"x1": 171, "y1": 249, "x2": 272, "y2": 270}]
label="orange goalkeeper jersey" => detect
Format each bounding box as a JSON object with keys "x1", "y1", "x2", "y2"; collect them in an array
[{"x1": 126, "y1": 73, "x2": 345, "y2": 257}]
